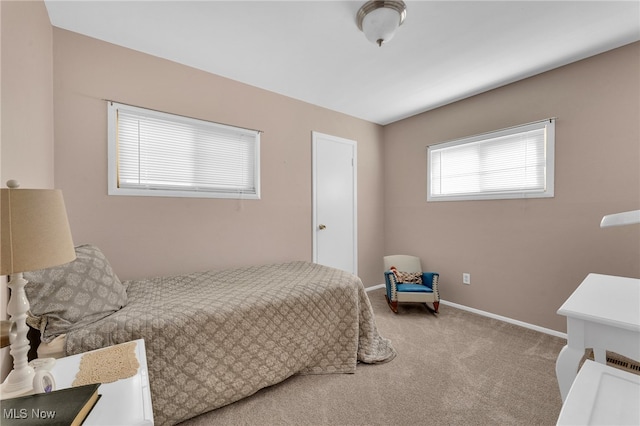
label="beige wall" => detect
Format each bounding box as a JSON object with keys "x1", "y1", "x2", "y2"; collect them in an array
[
  {"x1": 1, "y1": 0, "x2": 54, "y2": 187},
  {"x1": 384, "y1": 42, "x2": 640, "y2": 332},
  {"x1": 0, "y1": 0, "x2": 54, "y2": 380},
  {"x1": 2, "y1": 1, "x2": 638, "y2": 340},
  {"x1": 51, "y1": 28, "x2": 386, "y2": 286}
]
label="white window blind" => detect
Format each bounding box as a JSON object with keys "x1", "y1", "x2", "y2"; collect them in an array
[
  {"x1": 108, "y1": 102, "x2": 260, "y2": 199},
  {"x1": 427, "y1": 119, "x2": 555, "y2": 201}
]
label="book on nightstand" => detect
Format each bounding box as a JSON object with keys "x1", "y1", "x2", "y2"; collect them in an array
[{"x1": 0, "y1": 383, "x2": 101, "y2": 426}]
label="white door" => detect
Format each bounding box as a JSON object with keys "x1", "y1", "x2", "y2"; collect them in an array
[{"x1": 312, "y1": 132, "x2": 357, "y2": 275}]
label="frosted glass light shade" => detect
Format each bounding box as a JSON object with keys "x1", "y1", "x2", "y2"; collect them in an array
[
  {"x1": 357, "y1": 1, "x2": 407, "y2": 47},
  {"x1": 362, "y1": 8, "x2": 401, "y2": 45}
]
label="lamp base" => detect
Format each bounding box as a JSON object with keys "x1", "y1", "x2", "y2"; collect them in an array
[
  {"x1": 1, "y1": 272, "x2": 35, "y2": 400},
  {"x1": 0, "y1": 366, "x2": 56, "y2": 400},
  {"x1": 0, "y1": 366, "x2": 36, "y2": 399}
]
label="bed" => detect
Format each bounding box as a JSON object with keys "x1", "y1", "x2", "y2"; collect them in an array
[{"x1": 24, "y1": 245, "x2": 396, "y2": 425}]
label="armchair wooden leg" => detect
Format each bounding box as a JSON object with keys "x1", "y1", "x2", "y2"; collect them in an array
[
  {"x1": 433, "y1": 301, "x2": 439, "y2": 313},
  {"x1": 385, "y1": 295, "x2": 398, "y2": 314}
]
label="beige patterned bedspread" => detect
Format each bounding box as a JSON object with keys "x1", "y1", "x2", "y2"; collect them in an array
[{"x1": 65, "y1": 261, "x2": 396, "y2": 425}]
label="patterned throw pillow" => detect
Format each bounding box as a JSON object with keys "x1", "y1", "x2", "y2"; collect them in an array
[
  {"x1": 390, "y1": 266, "x2": 423, "y2": 284},
  {"x1": 24, "y1": 244, "x2": 128, "y2": 343}
]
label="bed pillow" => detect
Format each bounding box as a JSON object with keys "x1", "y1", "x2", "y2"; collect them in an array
[
  {"x1": 390, "y1": 266, "x2": 423, "y2": 284},
  {"x1": 23, "y1": 244, "x2": 127, "y2": 343}
]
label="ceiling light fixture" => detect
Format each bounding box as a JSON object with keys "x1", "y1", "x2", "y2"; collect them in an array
[{"x1": 357, "y1": 1, "x2": 407, "y2": 47}]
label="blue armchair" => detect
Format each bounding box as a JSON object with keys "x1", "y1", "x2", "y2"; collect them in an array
[{"x1": 384, "y1": 255, "x2": 440, "y2": 314}]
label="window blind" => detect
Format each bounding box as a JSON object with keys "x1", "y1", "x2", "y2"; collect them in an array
[
  {"x1": 427, "y1": 119, "x2": 554, "y2": 201},
  {"x1": 109, "y1": 102, "x2": 260, "y2": 199}
]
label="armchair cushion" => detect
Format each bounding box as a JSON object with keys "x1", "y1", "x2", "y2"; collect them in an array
[{"x1": 396, "y1": 283, "x2": 433, "y2": 293}]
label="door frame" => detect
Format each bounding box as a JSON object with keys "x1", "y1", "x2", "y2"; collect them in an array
[{"x1": 311, "y1": 131, "x2": 358, "y2": 275}]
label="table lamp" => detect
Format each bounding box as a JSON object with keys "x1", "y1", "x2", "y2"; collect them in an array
[{"x1": 1, "y1": 180, "x2": 76, "y2": 398}]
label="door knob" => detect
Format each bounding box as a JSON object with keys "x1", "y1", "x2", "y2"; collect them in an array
[{"x1": 319, "y1": 224, "x2": 326, "y2": 230}]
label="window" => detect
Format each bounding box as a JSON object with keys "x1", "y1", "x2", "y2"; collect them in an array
[
  {"x1": 427, "y1": 119, "x2": 555, "y2": 201},
  {"x1": 108, "y1": 102, "x2": 260, "y2": 199}
]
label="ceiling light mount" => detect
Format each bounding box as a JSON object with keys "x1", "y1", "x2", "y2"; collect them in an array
[{"x1": 357, "y1": 1, "x2": 407, "y2": 47}]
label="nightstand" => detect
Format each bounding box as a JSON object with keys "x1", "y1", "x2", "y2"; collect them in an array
[{"x1": 49, "y1": 339, "x2": 153, "y2": 425}]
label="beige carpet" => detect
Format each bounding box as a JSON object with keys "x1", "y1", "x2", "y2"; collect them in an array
[{"x1": 178, "y1": 288, "x2": 565, "y2": 425}]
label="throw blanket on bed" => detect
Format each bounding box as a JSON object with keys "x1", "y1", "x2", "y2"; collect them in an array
[{"x1": 64, "y1": 261, "x2": 396, "y2": 425}]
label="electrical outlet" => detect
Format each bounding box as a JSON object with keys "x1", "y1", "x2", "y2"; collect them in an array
[{"x1": 463, "y1": 273, "x2": 471, "y2": 285}]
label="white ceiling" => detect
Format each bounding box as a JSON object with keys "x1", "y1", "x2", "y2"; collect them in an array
[{"x1": 44, "y1": 1, "x2": 640, "y2": 125}]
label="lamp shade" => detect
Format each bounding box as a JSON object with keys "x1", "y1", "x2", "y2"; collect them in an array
[{"x1": 1, "y1": 188, "x2": 76, "y2": 275}]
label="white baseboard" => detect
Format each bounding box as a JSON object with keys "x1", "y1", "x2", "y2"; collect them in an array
[
  {"x1": 365, "y1": 284, "x2": 567, "y2": 339},
  {"x1": 365, "y1": 283, "x2": 385, "y2": 292}
]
